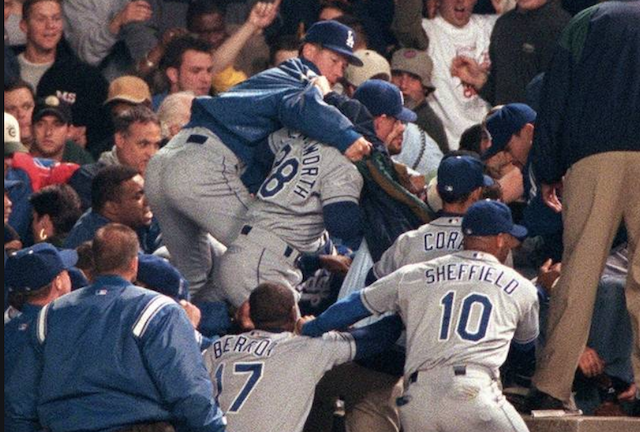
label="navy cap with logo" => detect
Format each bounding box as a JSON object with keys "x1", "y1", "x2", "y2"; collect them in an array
[
  {"x1": 437, "y1": 155, "x2": 494, "y2": 199},
  {"x1": 462, "y1": 200, "x2": 528, "y2": 240},
  {"x1": 5, "y1": 243, "x2": 78, "y2": 294},
  {"x1": 482, "y1": 103, "x2": 536, "y2": 161},
  {"x1": 353, "y1": 79, "x2": 418, "y2": 123},
  {"x1": 137, "y1": 254, "x2": 190, "y2": 301},
  {"x1": 303, "y1": 20, "x2": 364, "y2": 66},
  {"x1": 33, "y1": 95, "x2": 73, "y2": 125}
]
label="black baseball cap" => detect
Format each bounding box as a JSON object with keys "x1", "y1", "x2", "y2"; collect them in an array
[{"x1": 33, "y1": 96, "x2": 72, "y2": 125}]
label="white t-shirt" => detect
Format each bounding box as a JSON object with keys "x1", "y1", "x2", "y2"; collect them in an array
[
  {"x1": 423, "y1": 15, "x2": 497, "y2": 149},
  {"x1": 18, "y1": 54, "x2": 54, "y2": 91}
]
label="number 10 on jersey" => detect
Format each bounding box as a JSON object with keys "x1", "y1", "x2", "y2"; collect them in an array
[{"x1": 439, "y1": 291, "x2": 493, "y2": 342}]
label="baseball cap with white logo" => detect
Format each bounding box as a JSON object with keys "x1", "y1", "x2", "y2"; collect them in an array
[
  {"x1": 303, "y1": 20, "x2": 364, "y2": 66},
  {"x1": 462, "y1": 200, "x2": 528, "y2": 241},
  {"x1": 4, "y1": 112, "x2": 28, "y2": 157},
  {"x1": 353, "y1": 80, "x2": 417, "y2": 122}
]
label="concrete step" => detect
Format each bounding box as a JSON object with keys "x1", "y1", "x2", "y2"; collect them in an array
[{"x1": 524, "y1": 416, "x2": 640, "y2": 432}]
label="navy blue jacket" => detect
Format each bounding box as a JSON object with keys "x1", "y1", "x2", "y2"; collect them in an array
[
  {"x1": 64, "y1": 210, "x2": 162, "y2": 254},
  {"x1": 4, "y1": 276, "x2": 226, "y2": 432},
  {"x1": 531, "y1": 0, "x2": 640, "y2": 184},
  {"x1": 4, "y1": 304, "x2": 42, "y2": 385},
  {"x1": 188, "y1": 58, "x2": 362, "y2": 188}
]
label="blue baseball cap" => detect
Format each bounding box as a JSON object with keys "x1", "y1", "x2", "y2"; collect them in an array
[
  {"x1": 137, "y1": 254, "x2": 190, "y2": 301},
  {"x1": 4, "y1": 180, "x2": 21, "y2": 191},
  {"x1": 437, "y1": 155, "x2": 494, "y2": 199},
  {"x1": 482, "y1": 103, "x2": 537, "y2": 161},
  {"x1": 5, "y1": 244, "x2": 78, "y2": 293},
  {"x1": 303, "y1": 20, "x2": 364, "y2": 66},
  {"x1": 462, "y1": 200, "x2": 528, "y2": 240},
  {"x1": 353, "y1": 80, "x2": 418, "y2": 122}
]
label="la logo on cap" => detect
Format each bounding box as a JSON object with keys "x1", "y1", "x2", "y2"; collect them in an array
[{"x1": 346, "y1": 30, "x2": 355, "y2": 49}]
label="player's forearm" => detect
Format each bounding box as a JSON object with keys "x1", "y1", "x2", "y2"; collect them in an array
[
  {"x1": 323, "y1": 202, "x2": 363, "y2": 251},
  {"x1": 302, "y1": 292, "x2": 372, "y2": 337},
  {"x1": 350, "y1": 315, "x2": 404, "y2": 361},
  {"x1": 280, "y1": 88, "x2": 362, "y2": 153}
]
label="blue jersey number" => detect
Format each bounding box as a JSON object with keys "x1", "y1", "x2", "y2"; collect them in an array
[
  {"x1": 439, "y1": 292, "x2": 493, "y2": 342},
  {"x1": 215, "y1": 362, "x2": 265, "y2": 413},
  {"x1": 259, "y1": 144, "x2": 299, "y2": 198}
]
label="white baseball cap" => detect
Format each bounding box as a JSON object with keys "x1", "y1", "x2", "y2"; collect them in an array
[
  {"x1": 344, "y1": 50, "x2": 391, "y2": 88},
  {"x1": 4, "y1": 112, "x2": 28, "y2": 157}
]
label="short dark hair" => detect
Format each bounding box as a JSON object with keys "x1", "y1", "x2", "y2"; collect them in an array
[
  {"x1": 319, "y1": 0, "x2": 353, "y2": 16},
  {"x1": 459, "y1": 124, "x2": 483, "y2": 154},
  {"x1": 92, "y1": 223, "x2": 140, "y2": 275},
  {"x1": 161, "y1": 35, "x2": 213, "y2": 71},
  {"x1": 29, "y1": 184, "x2": 82, "y2": 236},
  {"x1": 91, "y1": 165, "x2": 139, "y2": 212},
  {"x1": 75, "y1": 241, "x2": 95, "y2": 277},
  {"x1": 249, "y1": 283, "x2": 296, "y2": 331},
  {"x1": 4, "y1": 79, "x2": 35, "y2": 97},
  {"x1": 113, "y1": 105, "x2": 160, "y2": 135},
  {"x1": 186, "y1": 0, "x2": 226, "y2": 31},
  {"x1": 22, "y1": 0, "x2": 62, "y2": 21}
]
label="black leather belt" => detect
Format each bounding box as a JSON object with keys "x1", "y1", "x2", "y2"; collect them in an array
[{"x1": 409, "y1": 365, "x2": 468, "y2": 384}]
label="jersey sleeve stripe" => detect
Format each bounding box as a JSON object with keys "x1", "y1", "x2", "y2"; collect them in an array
[
  {"x1": 360, "y1": 290, "x2": 384, "y2": 315},
  {"x1": 513, "y1": 331, "x2": 539, "y2": 345},
  {"x1": 132, "y1": 296, "x2": 175, "y2": 339},
  {"x1": 322, "y1": 195, "x2": 360, "y2": 205},
  {"x1": 37, "y1": 303, "x2": 52, "y2": 344},
  {"x1": 333, "y1": 331, "x2": 357, "y2": 361}
]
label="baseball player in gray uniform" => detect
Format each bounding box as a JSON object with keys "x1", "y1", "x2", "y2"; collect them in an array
[
  {"x1": 370, "y1": 155, "x2": 493, "y2": 283},
  {"x1": 203, "y1": 282, "x2": 403, "y2": 432},
  {"x1": 209, "y1": 128, "x2": 364, "y2": 308},
  {"x1": 303, "y1": 200, "x2": 539, "y2": 432},
  {"x1": 146, "y1": 20, "x2": 372, "y2": 297}
]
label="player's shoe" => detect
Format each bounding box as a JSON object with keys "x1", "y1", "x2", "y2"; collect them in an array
[{"x1": 524, "y1": 388, "x2": 582, "y2": 417}]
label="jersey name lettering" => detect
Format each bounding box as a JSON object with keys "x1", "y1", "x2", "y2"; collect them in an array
[
  {"x1": 423, "y1": 231, "x2": 462, "y2": 252},
  {"x1": 211, "y1": 335, "x2": 277, "y2": 360},
  {"x1": 294, "y1": 144, "x2": 321, "y2": 199},
  {"x1": 425, "y1": 263, "x2": 520, "y2": 295}
]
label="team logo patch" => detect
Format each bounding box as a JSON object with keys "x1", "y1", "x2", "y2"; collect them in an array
[
  {"x1": 7, "y1": 125, "x2": 17, "y2": 139},
  {"x1": 346, "y1": 31, "x2": 355, "y2": 49},
  {"x1": 404, "y1": 50, "x2": 417, "y2": 59},
  {"x1": 45, "y1": 95, "x2": 60, "y2": 107}
]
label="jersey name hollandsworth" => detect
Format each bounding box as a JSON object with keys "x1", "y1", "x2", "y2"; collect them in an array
[
  {"x1": 211, "y1": 334, "x2": 279, "y2": 360},
  {"x1": 425, "y1": 263, "x2": 521, "y2": 295},
  {"x1": 292, "y1": 141, "x2": 322, "y2": 200}
]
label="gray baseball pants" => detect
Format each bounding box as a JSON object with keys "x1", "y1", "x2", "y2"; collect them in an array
[
  {"x1": 400, "y1": 365, "x2": 529, "y2": 432},
  {"x1": 146, "y1": 127, "x2": 252, "y2": 297},
  {"x1": 205, "y1": 224, "x2": 303, "y2": 308}
]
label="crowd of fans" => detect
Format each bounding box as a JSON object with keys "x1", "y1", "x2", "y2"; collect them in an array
[{"x1": 4, "y1": 0, "x2": 639, "y2": 431}]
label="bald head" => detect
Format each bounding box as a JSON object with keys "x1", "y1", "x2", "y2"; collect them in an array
[{"x1": 93, "y1": 223, "x2": 140, "y2": 278}]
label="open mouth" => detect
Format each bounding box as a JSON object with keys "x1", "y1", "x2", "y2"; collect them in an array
[{"x1": 454, "y1": 6, "x2": 467, "y2": 18}]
